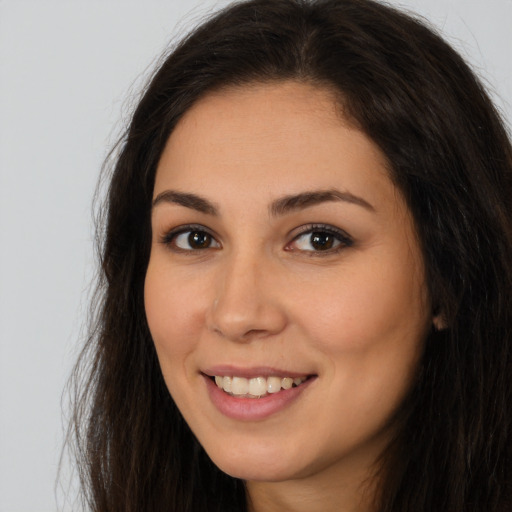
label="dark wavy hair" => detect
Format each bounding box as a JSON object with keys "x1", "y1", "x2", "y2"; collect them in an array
[{"x1": 69, "y1": 0, "x2": 512, "y2": 510}]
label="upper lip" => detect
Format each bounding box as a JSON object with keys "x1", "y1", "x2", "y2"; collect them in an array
[{"x1": 202, "y1": 365, "x2": 314, "y2": 379}]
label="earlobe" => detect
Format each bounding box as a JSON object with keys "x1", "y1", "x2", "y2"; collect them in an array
[{"x1": 432, "y1": 313, "x2": 447, "y2": 331}]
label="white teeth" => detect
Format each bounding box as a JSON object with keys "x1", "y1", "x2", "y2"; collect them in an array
[
  {"x1": 248, "y1": 377, "x2": 267, "y2": 397},
  {"x1": 223, "y1": 376, "x2": 232, "y2": 393},
  {"x1": 281, "y1": 377, "x2": 293, "y2": 390},
  {"x1": 231, "y1": 376, "x2": 249, "y2": 395},
  {"x1": 213, "y1": 375, "x2": 308, "y2": 397},
  {"x1": 267, "y1": 376, "x2": 282, "y2": 394}
]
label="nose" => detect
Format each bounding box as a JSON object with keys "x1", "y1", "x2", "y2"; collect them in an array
[{"x1": 206, "y1": 252, "x2": 288, "y2": 342}]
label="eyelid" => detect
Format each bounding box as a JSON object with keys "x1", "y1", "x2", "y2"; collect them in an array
[
  {"x1": 159, "y1": 224, "x2": 221, "y2": 251},
  {"x1": 286, "y1": 223, "x2": 354, "y2": 253},
  {"x1": 158, "y1": 222, "x2": 352, "y2": 254}
]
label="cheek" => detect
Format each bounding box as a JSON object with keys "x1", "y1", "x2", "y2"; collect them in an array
[
  {"x1": 291, "y1": 258, "x2": 429, "y2": 436},
  {"x1": 144, "y1": 260, "x2": 208, "y2": 366},
  {"x1": 291, "y1": 253, "x2": 430, "y2": 358}
]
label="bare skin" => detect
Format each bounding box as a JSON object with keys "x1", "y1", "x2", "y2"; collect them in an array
[{"x1": 145, "y1": 81, "x2": 433, "y2": 512}]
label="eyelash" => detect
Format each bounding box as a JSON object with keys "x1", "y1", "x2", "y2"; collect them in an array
[
  {"x1": 159, "y1": 223, "x2": 353, "y2": 255},
  {"x1": 160, "y1": 224, "x2": 220, "y2": 252},
  {"x1": 287, "y1": 224, "x2": 354, "y2": 255}
]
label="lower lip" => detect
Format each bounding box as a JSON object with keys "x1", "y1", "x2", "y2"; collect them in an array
[{"x1": 204, "y1": 375, "x2": 315, "y2": 421}]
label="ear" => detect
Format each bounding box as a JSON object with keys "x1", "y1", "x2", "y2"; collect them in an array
[{"x1": 432, "y1": 313, "x2": 447, "y2": 331}]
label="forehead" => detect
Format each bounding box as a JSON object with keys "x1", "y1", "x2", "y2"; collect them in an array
[{"x1": 154, "y1": 81, "x2": 396, "y2": 215}]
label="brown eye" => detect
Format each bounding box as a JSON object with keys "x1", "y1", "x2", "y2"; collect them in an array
[
  {"x1": 310, "y1": 232, "x2": 335, "y2": 251},
  {"x1": 293, "y1": 231, "x2": 340, "y2": 252},
  {"x1": 188, "y1": 231, "x2": 212, "y2": 249},
  {"x1": 172, "y1": 229, "x2": 220, "y2": 250},
  {"x1": 289, "y1": 225, "x2": 353, "y2": 254}
]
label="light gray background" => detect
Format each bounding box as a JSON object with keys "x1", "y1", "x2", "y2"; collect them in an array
[{"x1": 0, "y1": 1, "x2": 510, "y2": 510}]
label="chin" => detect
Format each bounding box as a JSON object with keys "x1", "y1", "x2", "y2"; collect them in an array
[
  {"x1": 216, "y1": 461, "x2": 297, "y2": 483},
  {"x1": 204, "y1": 442, "x2": 304, "y2": 482}
]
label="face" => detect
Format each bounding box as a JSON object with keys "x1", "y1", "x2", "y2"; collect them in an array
[{"x1": 145, "y1": 82, "x2": 432, "y2": 486}]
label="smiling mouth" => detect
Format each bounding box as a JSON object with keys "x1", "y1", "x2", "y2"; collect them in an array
[{"x1": 212, "y1": 375, "x2": 311, "y2": 398}]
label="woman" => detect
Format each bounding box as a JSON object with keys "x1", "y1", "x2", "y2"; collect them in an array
[{"x1": 70, "y1": 0, "x2": 512, "y2": 510}]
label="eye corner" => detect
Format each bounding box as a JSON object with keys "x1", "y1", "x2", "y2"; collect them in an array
[
  {"x1": 287, "y1": 223, "x2": 354, "y2": 255},
  {"x1": 158, "y1": 224, "x2": 221, "y2": 253}
]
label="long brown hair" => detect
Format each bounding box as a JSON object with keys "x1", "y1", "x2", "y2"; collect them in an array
[{"x1": 69, "y1": 1, "x2": 512, "y2": 510}]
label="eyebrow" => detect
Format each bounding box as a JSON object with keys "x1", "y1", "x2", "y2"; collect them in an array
[
  {"x1": 269, "y1": 189, "x2": 375, "y2": 216},
  {"x1": 152, "y1": 190, "x2": 218, "y2": 215},
  {"x1": 152, "y1": 188, "x2": 374, "y2": 216}
]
